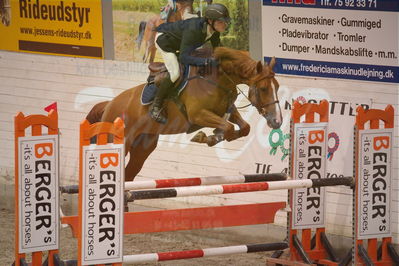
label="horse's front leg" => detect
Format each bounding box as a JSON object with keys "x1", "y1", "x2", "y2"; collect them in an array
[
  {"x1": 190, "y1": 110, "x2": 237, "y2": 146},
  {"x1": 228, "y1": 106, "x2": 250, "y2": 138}
]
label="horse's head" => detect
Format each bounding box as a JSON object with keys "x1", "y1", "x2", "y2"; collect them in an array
[{"x1": 248, "y1": 58, "x2": 282, "y2": 129}]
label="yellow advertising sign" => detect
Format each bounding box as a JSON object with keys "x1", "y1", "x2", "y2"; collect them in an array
[{"x1": 0, "y1": 0, "x2": 104, "y2": 58}]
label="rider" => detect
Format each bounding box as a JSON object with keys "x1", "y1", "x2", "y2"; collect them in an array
[{"x1": 149, "y1": 3, "x2": 230, "y2": 124}]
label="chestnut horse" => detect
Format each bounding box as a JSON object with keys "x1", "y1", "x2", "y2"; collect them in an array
[
  {"x1": 87, "y1": 47, "x2": 282, "y2": 181},
  {"x1": 137, "y1": 1, "x2": 197, "y2": 63}
]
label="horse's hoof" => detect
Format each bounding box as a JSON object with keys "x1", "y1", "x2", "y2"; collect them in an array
[
  {"x1": 206, "y1": 137, "x2": 219, "y2": 147},
  {"x1": 191, "y1": 131, "x2": 207, "y2": 143}
]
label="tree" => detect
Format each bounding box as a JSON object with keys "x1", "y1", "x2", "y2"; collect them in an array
[
  {"x1": 221, "y1": 0, "x2": 249, "y2": 50},
  {"x1": 231, "y1": 0, "x2": 248, "y2": 50}
]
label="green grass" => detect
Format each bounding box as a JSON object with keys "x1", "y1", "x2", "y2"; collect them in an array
[{"x1": 113, "y1": 0, "x2": 162, "y2": 13}]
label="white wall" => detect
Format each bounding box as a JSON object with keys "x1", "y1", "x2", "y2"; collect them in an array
[{"x1": 0, "y1": 50, "x2": 397, "y2": 244}]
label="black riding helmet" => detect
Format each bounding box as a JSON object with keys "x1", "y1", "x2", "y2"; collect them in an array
[{"x1": 204, "y1": 3, "x2": 230, "y2": 24}]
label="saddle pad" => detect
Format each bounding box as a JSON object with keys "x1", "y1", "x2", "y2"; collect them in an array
[{"x1": 141, "y1": 65, "x2": 191, "y2": 105}]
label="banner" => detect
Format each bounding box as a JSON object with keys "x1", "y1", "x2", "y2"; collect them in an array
[
  {"x1": 357, "y1": 128, "x2": 392, "y2": 239},
  {"x1": 292, "y1": 123, "x2": 328, "y2": 229},
  {"x1": 18, "y1": 134, "x2": 59, "y2": 253},
  {"x1": 0, "y1": 0, "x2": 104, "y2": 58},
  {"x1": 262, "y1": 0, "x2": 399, "y2": 83},
  {"x1": 81, "y1": 144, "x2": 124, "y2": 265}
]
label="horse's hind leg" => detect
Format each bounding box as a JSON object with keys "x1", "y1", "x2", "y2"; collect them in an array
[{"x1": 125, "y1": 134, "x2": 159, "y2": 182}]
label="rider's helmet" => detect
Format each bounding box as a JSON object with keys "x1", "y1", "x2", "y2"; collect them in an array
[{"x1": 204, "y1": 3, "x2": 230, "y2": 24}]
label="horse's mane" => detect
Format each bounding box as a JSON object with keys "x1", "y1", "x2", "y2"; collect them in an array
[
  {"x1": 190, "y1": 47, "x2": 258, "y2": 79},
  {"x1": 214, "y1": 47, "x2": 258, "y2": 79}
]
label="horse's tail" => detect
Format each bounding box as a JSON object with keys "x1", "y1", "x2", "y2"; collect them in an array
[
  {"x1": 86, "y1": 101, "x2": 110, "y2": 124},
  {"x1": 135, "y1": 21, "x2": 147, "y2": 50}
]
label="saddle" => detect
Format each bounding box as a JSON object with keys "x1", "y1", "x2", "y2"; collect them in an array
[
  {"x1": 147, "y1": 47, "x2": 213, "y2": 87},
  {"x1": 141, "y1": 62, "x2": 190, "y2": 107},
  {"x1": 147, "y1": 62, "x2": 186, "y2": 91}
]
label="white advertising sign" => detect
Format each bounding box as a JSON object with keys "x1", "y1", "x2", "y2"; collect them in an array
[
  {"x1": 262, "y1": 0, "x2": 398, "y2": 83},
  {"x1": 81, "y1": 144, "x2": 125, "y2": 265},
  {"x1": 357, "y1": 128, "x2": 392, "y2": 239},
  {"x1": 292, "y1": 123, "x2": 328, "y2": 229},
  {"x1": 18, "y1": 135, "x2": 59, "y2": 253}
]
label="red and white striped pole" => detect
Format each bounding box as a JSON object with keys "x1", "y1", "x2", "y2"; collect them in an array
[
  {"x1": 123, "y1": 242, "x2": 288, "y2": 264},
  {"x1": 60, "y1": 173, "x2": 288, "y2": 194},
  {"x1": 126, "y1": 177, "x2": 354, "y2": 202}
]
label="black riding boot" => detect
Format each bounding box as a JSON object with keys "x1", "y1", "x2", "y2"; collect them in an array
[{"x1": 149, "y1": 77, "x2": 174, "y2": 124}]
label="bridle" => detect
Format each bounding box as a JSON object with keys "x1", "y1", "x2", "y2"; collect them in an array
[
  {"x1": 219, "y1": 68, "x2": 280, "y2": 114},
  {"x1": 250, "y1": 74, "x2": 280, "y2": 115},
  {"x1": 186, "y1": 65, "x2": 280, "y2": 115}
]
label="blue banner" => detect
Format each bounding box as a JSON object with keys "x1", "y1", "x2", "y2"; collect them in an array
[
  {"x1": 263, "y1": 0, "x2": 399, "y2": 12},
  {"x1": 264, "y1": 57, "x2": 399, "y2": 83}
]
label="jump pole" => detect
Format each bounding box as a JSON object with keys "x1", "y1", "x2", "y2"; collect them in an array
[
  {"x1": 122, "y1": 242, "x2": 288, "y2": 264},
  {"x1": 60, "y1": 173, "x2": 288, "y2": 194},
  {"x1": 124, "y1": 177, "x2": 354, "y2": 201},
  {"x1": 63, "y1": 177, "x2": 352, "y2": 239},
  {"x1": 353, "y1": 105, "x2": 396, "y2": 265},
  {"x1": 14, "y1": 111, "x2": 59, "y2": 266}
]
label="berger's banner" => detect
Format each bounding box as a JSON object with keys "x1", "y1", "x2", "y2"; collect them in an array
[
  {"x1": 18, "y1": 134, "x2": 59, "y2": 253},
  {"x1": 0, "y1": 0, "x2": 104, "y2": 58},
  {"x1": 357, "y1": 128, "x2": 392, "y2": 239},
  {"x1": 81, "y1": 144, "x2": 124, "y2": 265},
  {"x1": 292, "y1": 122, "x2": 328, "y2": 229}
]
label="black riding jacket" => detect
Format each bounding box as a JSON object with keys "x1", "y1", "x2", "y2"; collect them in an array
[{"x1": 155, "y1": 17, "x2": 221, "y2": 66}]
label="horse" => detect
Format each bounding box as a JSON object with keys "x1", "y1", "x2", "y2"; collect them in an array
[
  {"x1": 137, "y1": 0, "x2": 200, "y2": 63},
  {"x1": 86, "y1": 47, "x2": 282, "y2": 181}
]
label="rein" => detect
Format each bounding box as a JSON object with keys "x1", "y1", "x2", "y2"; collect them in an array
[
  {"x1": 186, "y1": 67, "x2": 252, "y2": 109},
  {"x1": 185, "y1": 65, "x2": 280, "y2": 113},
  {"x1": 219, "y1": 68, "x2": 252, "y2": 109},
  {"x1": 219, "y1": 67, "x2": 280, "y2": 111},
  {"x1": 185, "y1": 71, "x2": 239, "y2": 114}
]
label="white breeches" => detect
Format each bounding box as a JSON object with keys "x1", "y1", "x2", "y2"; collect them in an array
[
  {"x1": 155, "y1": 33, "x2": 180, "y2": 83},
  {"x1": 182, "y1": 8, "x2": 198, "y2": 20}
]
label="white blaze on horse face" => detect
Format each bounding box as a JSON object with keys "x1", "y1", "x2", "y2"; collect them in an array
[{"x1": 264, "y1": 78, "x2": 282, "y2": 129}]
